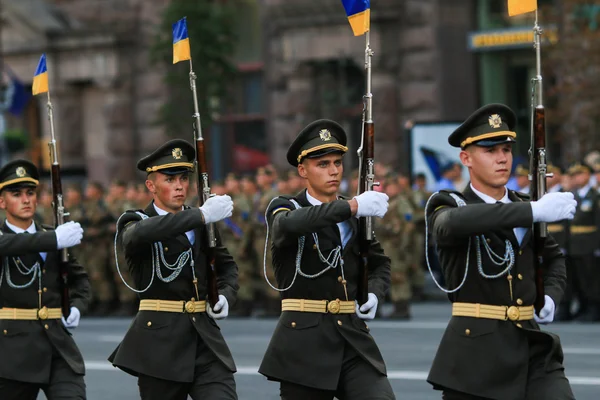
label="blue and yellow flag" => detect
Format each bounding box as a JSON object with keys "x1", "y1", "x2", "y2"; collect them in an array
[
  {"x1": 508, "y1": 0, "x2": 537, "y2": 16},
  {"x1": 32, "y1": 53, "x2": 48, "y2": 95},
  {"x1": 172, "y1": 17, "x2": 191, "y2": 64},
  {"x1": 341, "y1": 0, "x2": 370, "y2": 36}
]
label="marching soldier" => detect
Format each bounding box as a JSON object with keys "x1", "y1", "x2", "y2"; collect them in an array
[
  {"x1": 258, "y1": 119, "x2": 395, "y2": 399},
  {"x1": 425, "y1": 104, "x2": 577, "y2": 399},
  {"x1": 0, "y1": 159, "x2": 89, "y2": 399},
  {"x1": 566, "y1": 161, "x2": 600, "y2": 322},
  {"x1": 108, "y1": 139, "x2": 239, "y2": 400}
]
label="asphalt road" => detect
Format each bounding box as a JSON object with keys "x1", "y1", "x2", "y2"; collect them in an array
[{"x1": 40, "y1": 302, "x2": 600, "y2": 400}]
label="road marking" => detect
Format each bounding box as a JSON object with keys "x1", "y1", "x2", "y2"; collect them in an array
[{"x1": 85, "y1": 362, "x2": 600, "y2": 385}]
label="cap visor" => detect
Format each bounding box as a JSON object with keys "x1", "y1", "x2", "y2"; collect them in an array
[{"x1": 473, "y1": 137, "x2": 516, "y2": 147}]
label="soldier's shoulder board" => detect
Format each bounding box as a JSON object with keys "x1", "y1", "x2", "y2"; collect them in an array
[
  {"x1": 117, "y1": 209, "x2": 146, "y2": 229},
  {"x1": 426, "y1": 190, "x2": 464, "y2": 214},
  {"x1": 268, "y1": 196, "x2": 295, "y2": 216}
]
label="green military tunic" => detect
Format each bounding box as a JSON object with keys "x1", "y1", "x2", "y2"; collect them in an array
[
  {"x1": 108, "y1": 203, "x2": 239, "y2": 381},
  {"x1": 258, "y1": 190, "x2": 391, "y2": 390},
  {"x1": 0, "y1": 222, "x2": 90, "y2": 384},
  {"x1": 426, "y1": 187, "x2": 572, "y2": 399}
]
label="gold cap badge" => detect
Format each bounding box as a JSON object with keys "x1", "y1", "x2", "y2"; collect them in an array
[
  {"x1": 172, "y1": 148, "x2": 183, "y2": 160},
  {"x1": 488, "y1": 114, "x2": 502, "y2": 129},
  {"x1": 15, "y1": 167, "x2": 26, "y2": 178},
  {"x1": 319, "y1": 129, "x2": 331, "y2": 141}
]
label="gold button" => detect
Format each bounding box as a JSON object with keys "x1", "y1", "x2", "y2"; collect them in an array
[
  {"x1": 507, "y1": 275, "x2": 513, "y2": 281},
  {"x1": 518, "y1": 274, "x2": 523, "y2": 280},
  {"x1": 337, "y1": 320, "x2": 343, "y2": 326},
  {"x1": 516, "y1": 299, "x2": 523, "y2": 305},
  {"x1": 291, "y1": 322, "x2": 296, "y2": 328},
  {"x1": 42, "y1": 269, "x2": 46, "y2": 274},
  {"x1": 486, "y1": 238, "x2": 491, "y2": 244},
  {"x1": 44, "y1": 324, "x2": 49, "y2": 330},
  {"x1": 516, "y1": 323, "x2": 523, "y2": 328},
  {"x1": 365, "y1": 323, "x2": 369, "y2": 331},
  {"x1": 147, "y1": 321, "x2": 152, "y2": 327},
  {"x1": 164, "y1": 247, "x2": 168, "y2": 252},
  {"x1": 3, "y1": 330, "x2": 7, "y2": 335},
  {"x1": 338, "y1": 276, "x2": 343, "y2": 282},
  {"x1": 465, "y1": 329, "x2": 471, "y2": 336},
  {"x1": 43, "y1": 287, "x2": 47, "y2": 293},
  {"x1": 519, "y1": 250, "x2": 523, "y2": 255},
  {"x1": 313, "y1": 244, "x2": 317, "y2": 250}
]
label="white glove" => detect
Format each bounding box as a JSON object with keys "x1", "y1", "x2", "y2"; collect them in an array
[
  {"x1": 61, "y1": 307, "x2": 81, "y2": 329},
  {"x1": 200, "y1": 195, "x2": 233, "y2": 224},
  {"x1": 354, "y1": 192, "x2": 389, "y2": 218},
  {"x1": 206, "y1": 294, "x2": 229, "y2": 320},
  {"x1": 531, "y1": 192, "x2": 577, "y2": 223},
  {"x1": 355, "y1": 293, "x2": 378, "y2": 320},
  {"x1": 534, "y1": 295, "x2": 555, "y2": 324},
  {"x1": 55, "y1": 222, "x2": 83, "y2": 250}
]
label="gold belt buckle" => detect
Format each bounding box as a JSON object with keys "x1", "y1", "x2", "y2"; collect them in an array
[
  {"x1": 38, "y1": 306, "x2": 49, "y2": 320},
  {"x1": 184, "y1": 301, "x2": 196, "y2": 313},
  {"x1": 327, "y1": 299, "x2": 341, "y2": 314},
  {"x1": 506, "y1": 306, "x2": 520, "y2": 321}
]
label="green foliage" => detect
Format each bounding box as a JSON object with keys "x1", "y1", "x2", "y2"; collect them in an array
[{"x1": 151, "y1": 0, "x2": 238, "y2": 137}]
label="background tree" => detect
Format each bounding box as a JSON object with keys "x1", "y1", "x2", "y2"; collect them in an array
[
  {"x1": 152, "y1": 0, "x2": 238, "y2": 138},
  {"x1": 545, "y1": 1, "x2": 600, "y2": 163}
]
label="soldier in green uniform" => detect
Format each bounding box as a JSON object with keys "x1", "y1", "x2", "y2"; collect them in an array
[
  {"x1": 81, "y1": 182, "x2": 114, "y2": 315},
  {"x1": 108, "y1": 139, "x2": 239, "y2": 400},
  {"x1": 425, "y1": 104, "x2": 577, "y2": 400},
  {"x1": 378, "y1": 176, "x2": 411, "y2": 319},
  {"x1": 565, "y1": 161, "x2": 600, "y2": 322},
  {"x1": 258, "y1": 119, "x2": 395, "y2": 399},
  {"x1": 216, "y1": 181, "x2": 255, "y2": 317},
  {"x1": 0, "y1": 159, "x2": 90, "y2": 400},
  {"x1": 254, "y1": 167, "x2": 281, "y2": 316}
]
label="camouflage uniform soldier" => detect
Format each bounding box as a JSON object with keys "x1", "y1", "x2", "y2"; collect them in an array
[
  {"x1": 219, "y1": 189, "x2": 256, "y2": 316},
  {"x1": 379, "y1": 177, "x2": 411, "y2": 319},
  {"x1": 411, "y1": 173, "x2": 432, "y2": 297},
  {"x1": 254, "y1": 168, "x2": 280, "y2": 316},
  {"x1": 106, "y1": 182, "x2": 138, "y2": 316},
  {"x1": 82, "y1": 182, "x2": 114, "y2": 315}
]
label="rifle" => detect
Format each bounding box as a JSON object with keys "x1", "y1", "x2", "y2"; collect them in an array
[
  {"x1": 356, "y1": 30, "x2": 377, "y2": 306},
  {"x1": 47, "y1": 92, "x2": 71, "y2": 318},
  {"x1": 528, "y1": 10, "x2": 550, "y2": 315},
  {"x1": 188, "y1": 62, "x2": 219, "y2": 309}
]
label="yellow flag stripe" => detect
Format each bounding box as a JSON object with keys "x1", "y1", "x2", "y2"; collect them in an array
[
  {"x1": 32, "y1": 71, "x2": 48, "y2": 95},
  {"x1": 173, "y1": 38, "x2": 191, "y2": 64},
  {"x1": 348, "y1": 9, "x2": 370, "y2": 36},
  {"x1": 508, "y1": 0, "x2": 537, "y2": 16}
]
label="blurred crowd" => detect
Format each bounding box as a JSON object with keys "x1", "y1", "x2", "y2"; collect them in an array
[{"x1": 4, "y1": 158, "x2": 599, "y2": 322}]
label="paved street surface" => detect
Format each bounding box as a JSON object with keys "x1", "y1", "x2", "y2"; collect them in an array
[{"x1": 41, "y1": 303, "x2": 600, "y2": 400}]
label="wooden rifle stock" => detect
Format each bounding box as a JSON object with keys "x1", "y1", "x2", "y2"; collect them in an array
[
  {"x1": 50, "y1": 159, "x2": 70, "y2": 318},
  {"x1": 357, "y1": 121, "x2": 375, "y2": 306},
  {"x1": 531, "y1": 106, "x2": 547, "y2": 314},
  {"x1": 195, "y1": 139, "x2": 219, "y2": 307}
]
